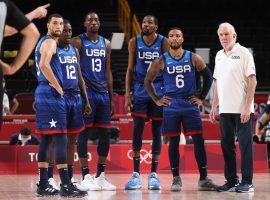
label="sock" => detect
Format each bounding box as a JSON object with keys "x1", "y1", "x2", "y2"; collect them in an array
[
  {"x1": 38, "y1": 167, "x2": 48, "y2": 186},
  {"x1": 68, "y1": 165, "x2": 73, "y2": 180},
  {"x1": 47, "y1": 164, "x2": 54, "y2": 179},
  {"x1": 171, "y1": 167, "x2": 179, "y2": 177},
  {"x1": 151, "y1": 160, "x2": 158, "y2": 173},
  {"x1": 133, "y1": 156, "x2": 140, "y2": 173},
  {"x1": 81, "y1": 167, "x2": 89, "y2": 179},
  {"x1": 96, "y1": 163, "x2": 106, "y2": 178},
  {"x1": 58, "y1": 168, "x2": 70, "y2": 185}
]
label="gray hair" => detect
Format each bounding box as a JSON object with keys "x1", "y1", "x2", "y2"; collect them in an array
[{"x1": 217, "y1": 22, "x2": 237, "y2": 35}]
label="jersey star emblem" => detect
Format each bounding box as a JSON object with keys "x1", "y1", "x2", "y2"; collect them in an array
[{"x1": 49, "y1": 118, "x2": 57, "y2": 128}]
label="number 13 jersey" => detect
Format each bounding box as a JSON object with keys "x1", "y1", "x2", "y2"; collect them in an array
[{"x1": 79, "y1": 34, "x2": 108, "y2": 93}]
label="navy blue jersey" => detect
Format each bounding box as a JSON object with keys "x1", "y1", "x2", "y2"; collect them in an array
[
  {"x1": 34, "y1": 35, "x2": 63, "y2": 86},
  {"x1": 79, "y1": 34, "x2": 108, "y2": 93},
  {"x1": 134, "y1": 34, "x2": 164, "y2": 83},
  {"x1": 163, "y1": 50, "x2": 196, "y2": 97},
  {"x1": 57, "y1": 44, "x2": 79, "y2": 92}
]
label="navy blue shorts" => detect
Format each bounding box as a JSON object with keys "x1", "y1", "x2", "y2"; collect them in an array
[
  {"x1": 84, "y1": 89, "x2": 111, "y2": 128},
  {"x1": 35, "y1": 84, "x2": 67, "y2": 134},
  {"x1": 65, "y1": 91, "x2": 85, "y2": 133},
  {"x1": 132, "y1": 81, "x2": 163, "y2": 120},
  {"x1": 162, "y1": 97, "x2": 203, "y2": 136}
]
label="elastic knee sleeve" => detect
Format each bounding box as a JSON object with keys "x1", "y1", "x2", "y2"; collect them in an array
[
  {"x1": 151, "y1": 120, "x2": 162, "y2": 155},
  {"x1": 38, "y1": 134, "x2": 52, "y2": 162},
  {"x1": 132, "y1": 116, "x2": 146, "y2": 151},
  {"x1": 97, "y1": 128, "x2": 110, "y2": 157},
  {"x1": 53, "y1": 134, "x2": 67, "y2": 164},
  {"x1": 77, "y1": 128, "x2": 91, "y2": 158},
  {"x1": 168, "y1": 136, "x2": 180, "y2": 168}
]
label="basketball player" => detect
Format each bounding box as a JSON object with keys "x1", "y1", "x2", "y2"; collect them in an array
[
  {"x1": 35, "y1": 14, "x2": 85, "y2": 197},
  {"x1": 70, "y1": 12, "x2": 115, "y2": 191},
  {"x1": 124, "y1": 15, "x2": 169, "y2": 190},
  {"x1": 145, "y1": 27, "x2": 217, "y2": 191},
  {"x1": 47, "y1": 19, "x2": 92, "y2": 190}
]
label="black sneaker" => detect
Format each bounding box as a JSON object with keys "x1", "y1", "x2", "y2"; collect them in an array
[
  {"x1": 36, "y1": 183, "x2": 59, "y2": 196},
  {"x1": 60, "y1": 183, "x2": 87, "y2": 197},
  {"x1": 217, "y1": 181, "x2": 239, "y2": 192},
  {"x1": 235, "y1": 182, "x2": 254, "y2": 193}
]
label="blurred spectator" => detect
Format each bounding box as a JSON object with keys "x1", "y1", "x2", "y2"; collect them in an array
[
  {"x1": 9, "y1": 127, "x2": 40, "y2": 146},
  {"x1": 254, "y1": 94, "x2": 270, "y2": 143}
]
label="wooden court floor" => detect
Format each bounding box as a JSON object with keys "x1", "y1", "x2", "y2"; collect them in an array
[{"x1": 0, "y1": 173, "x2": 269, "y2": 200}]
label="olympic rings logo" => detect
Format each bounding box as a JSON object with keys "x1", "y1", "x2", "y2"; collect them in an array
[{"x1": 127, "y1": 149, "x2": 152, "y2": 164}]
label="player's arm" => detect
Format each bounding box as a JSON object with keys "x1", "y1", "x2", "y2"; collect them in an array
[
  {"x1": 162, "y1": 37, "x2": 170, "y2": 52},
  {"x1": 144, "y1": 55, "x2": 170, "y2": 106},
  {"x1": 125, "y1": 37, "x2": 136, "y2": 113},
  {"x1": 105, "y1": 39, "x2": 114, "y2": 115},
  {"x1": 75, "y1": 48, "x2": 91, "y2": 116},
  {"x1": 191, "y1": 53, "x2": 213, "y2": 99},
  {"x1": 1, "y1": 23, "x2": 39, "y2": 75},
  {"x1": 4, "y1": 4, "x2": 50, "y2": 37},
  {"x1": 1, "y1": 1, "x2": 39, "y2": 75},
  {"x1": 70, "y1": 36, "x2": 82, "y2": 51},
  {"x1": 39, "y1": 39, "x2": 63, "y2": 96}
]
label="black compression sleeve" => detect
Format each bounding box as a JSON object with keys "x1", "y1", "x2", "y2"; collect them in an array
[
  {"x1": 6, "y1": 0, "x2": 30, "y2": 31},
  {"x1": 200, "y1": 66, "x2": 213, "y2": 100}
]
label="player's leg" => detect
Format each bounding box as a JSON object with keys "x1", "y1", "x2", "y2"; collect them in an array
[
  {"x1": 125, "y1": 98, "x2": 147, "y2": 190},
  {"x1": 148, "y1": 101, "x2": 162, "y2": 190},
  {"x1": 53, "y1": 133, "x2": 86, "y2": 197},
  {"x1": 162, "y1": 100, "x2": 182, "y2": 191},
  {"x1": 47, "y1": 141, "x2": 59, "y2": 190},
  {"x1": 182, "y1": 103, "x2": 217, "y2": 191},
  {"x1": 36, "y1": 134, "x2": 59, "y2": 196},
  {"x1": 93, "y1": 92, "x2": 116, "y2": 190}
]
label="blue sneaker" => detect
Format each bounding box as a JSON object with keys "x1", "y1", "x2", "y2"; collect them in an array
[
  {"x1": 125, "y1": 172, "x2": 142, "y2": 190},
  {"x1": 148, "y1": 172, "x2": 161, "y2": 190},
  {"x1": 235, "y1": 182, "x2": 254, "y2": 193}
]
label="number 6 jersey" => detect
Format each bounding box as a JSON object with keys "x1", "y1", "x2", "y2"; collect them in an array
[
  {"x1": 79, "y1": 34, "x2": 108, "y2": 93},
  {"x1": 163, "y1": 50, "x2": 196, "y2": 97}
]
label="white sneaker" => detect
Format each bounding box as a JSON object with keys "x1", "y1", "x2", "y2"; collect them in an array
[
  {"x1": 94, "y1": 172, "x2": 116, "y2": 191},
  {"x1": 48, "y1": 177, "x2": 59, "y2": 190},
  {"x1": 71, "y1": 177, "x2": 82, "y2": 189},
  {"x1": 78, "y1": 174, "x2": 102, "y2": 191}
]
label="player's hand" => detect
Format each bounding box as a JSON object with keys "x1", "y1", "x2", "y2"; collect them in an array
[
  {"x1": 209, "y1": 107, "x2": 217, "y2": 123},
  {"x1": 240, "y1": 105, "x2": 251, "y2": 123},
  {"x1": 188, "y1": 95, "x2": 203, "y2": 105},
  {"x1": 155, "y1": 96, "x2": 171, "y2": 107},
  {"x1": 125, "y1": 95, "x2": 132, "y2": 113},
  {"x1": 84, "y1": 102, "x2": 92, "y2": 116},
  {"x1": 31, "y1": 4, "x2": 50, "y2": 19},
  {"x1": 50, "y1": 84, "x2": 64, "y2": 97},
  {"x1": 110, "y1": 100, "x2": 115, "y2": 116}
]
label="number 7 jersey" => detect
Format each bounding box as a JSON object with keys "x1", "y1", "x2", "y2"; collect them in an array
[
  {"x1": 134, "y1": 34, "x2": 164, "y2": 83},
  {"x1": 79, "y1": 34, "x2": 108, "y2": 93}
]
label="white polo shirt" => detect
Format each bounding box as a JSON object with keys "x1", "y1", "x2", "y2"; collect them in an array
[{"x1": 213, "y1": 43, "x2": 256, "y2": 114}]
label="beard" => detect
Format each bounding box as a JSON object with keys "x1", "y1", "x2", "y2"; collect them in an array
[
  {"x1": 142, "y1": 28, "x2": 151, "y2": 36},
  {"x1": 170, "y1": 44, "x2": 181, "y2": 49}
]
